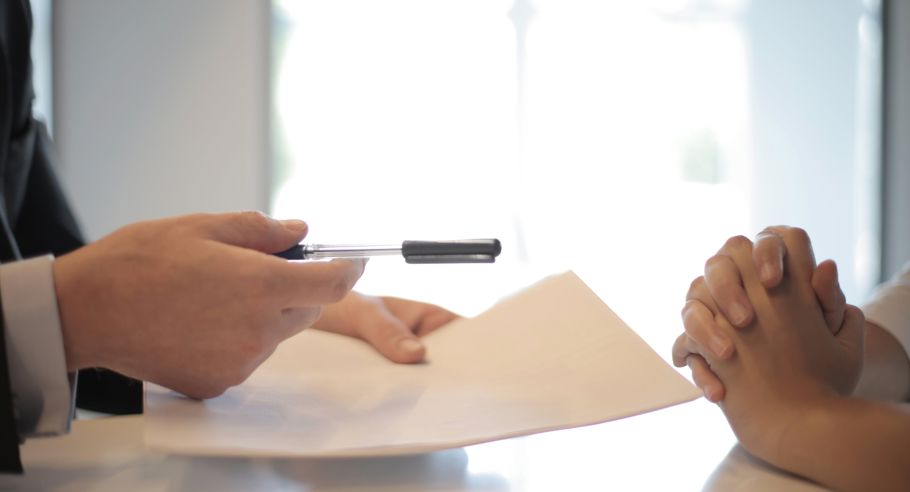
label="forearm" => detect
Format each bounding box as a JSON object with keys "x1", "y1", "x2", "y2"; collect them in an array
[
  {"x1": 764, "y1": 397, "x2": 910, "y2": 492},
  {"x1": 853, "y1": 322, "x2": 910, "y2": 402}
]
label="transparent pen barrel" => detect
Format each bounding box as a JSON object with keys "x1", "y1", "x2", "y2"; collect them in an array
[{"x1": 303, "y1": 244, "x2": 401, "y2": 259}]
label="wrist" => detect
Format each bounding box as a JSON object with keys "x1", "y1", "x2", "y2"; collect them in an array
[
  {"x1": 53, "y1": 252, "x2": 99, "y2": 370},
  {"x1": 757, "y1": 393, "x2": 846, "y2": 469},
  {"x1": 726, "y1": 386, "x2": 839, "y2": 465}
]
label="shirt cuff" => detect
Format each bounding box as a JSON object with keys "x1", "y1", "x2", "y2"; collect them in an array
[
  {"x1": 862, "y1": 262, "x2": 910, "y2": 361},
  {"x1": 0, "y1": 255, "x2": 75, "y2": 437}
]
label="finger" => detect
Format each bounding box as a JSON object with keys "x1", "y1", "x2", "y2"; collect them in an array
[
  {"x1": 279, "y1": 306, "x2": 323, "y2": 338},
  {"x1": 201, "y1": 211, "x2": 308, "y2": 253},
  {"x1": 687, "y1": 355, "x2": 726, "y2": 402},
  {"x1": 715, "y1": 234, "x2": 770, "y2": 306},
  {"x1": 753, "y1": 229, "x2": 787, "y2": 288},
  {"x1": 681, "y1": 299, "x2": 734, "y2": 359},
  {"x1": 380, "y1": 297, "x2": 460, "y2": 337},
  {"x1": 685, "y1": 276, "x2": 720, "y2": 314},
  {"x1": 671, "y1": 330, "x2": 716, "y2": 366},
  {"x1": 273, "y1": 259, "x2": 367, "y2": 307},
  {"x1": 813, "y1": 259, "x2": 846, "y2": 335},
  {"x1": 771, "y1": 226, "x2": 816, "y2": 283},
  {"x1": 354, "y1": 308, "x2": 428, "y2": 364},
  {"x1": 704, "y1": 252, "x2": 754, "y2": 327},
  {"x1": 672, "y1": 332, "x2": 692, "y2": 367}
]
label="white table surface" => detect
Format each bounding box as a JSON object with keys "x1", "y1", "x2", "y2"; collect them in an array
[{"x1": 0, "y1": 399, "x2": 828, "y2": 492}]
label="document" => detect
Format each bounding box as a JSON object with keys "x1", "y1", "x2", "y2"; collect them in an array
[{"x1": 144, "y1": 271, "x2": 700, "y2": 457}]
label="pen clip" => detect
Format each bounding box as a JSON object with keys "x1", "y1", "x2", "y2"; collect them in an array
[{"x1": 401, "y1": 239, "x2": 502, "y2": 264}]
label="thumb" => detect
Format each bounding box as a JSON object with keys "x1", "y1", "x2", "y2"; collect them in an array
[
  {"x1": 202, "y1": 211, "x2": 308, "y2": 253},
  {"x1": 812, "y1": 259, "x2": 846, "y2": 335},
  {"x1": 357, "y1": 310, "x2": 427, "y2": 364},
  {"x1": 836, "y1": 304, "x2": 865, "y2": 354}
]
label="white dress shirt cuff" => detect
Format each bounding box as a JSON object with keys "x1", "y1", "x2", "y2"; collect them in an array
[{"x1": 0, "y1": 255, "x2": 75, "y2": 437}]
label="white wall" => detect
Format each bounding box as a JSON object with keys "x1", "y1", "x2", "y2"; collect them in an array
[{"x1": 54, "y1": 0, "x2": 270, "y2": 241}]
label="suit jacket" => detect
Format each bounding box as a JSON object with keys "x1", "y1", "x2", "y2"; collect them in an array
[{"x1": 1, "y1": 0, "x2": 141, "y2": 473}]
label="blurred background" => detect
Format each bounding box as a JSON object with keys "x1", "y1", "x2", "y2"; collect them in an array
[
  {"x1": 39, "y1": 0, "x2": 905, "y2": 343},
  {"x1": 32, "y1": 0, "x2": 910, "y2": 486}
]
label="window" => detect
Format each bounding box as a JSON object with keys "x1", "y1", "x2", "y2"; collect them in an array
[{"x1": 272, "y1": 0, "x2": 880, "y2": 329}]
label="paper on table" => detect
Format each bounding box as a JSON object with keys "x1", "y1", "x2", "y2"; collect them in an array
[{"x1": 144, "y1": 271, "x2": 700, "y2": 457}]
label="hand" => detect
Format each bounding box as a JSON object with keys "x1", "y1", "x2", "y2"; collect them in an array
[
  {"x1": 673, "y1": 226, "x2": 846, "y2": 401},
  {"x1": 693, "y1": 232, "x2": 865, "y2": 462},
  {"x1": 313, "y1": 292, "x2": 459, "y2": 363},
  {"x1": 53, "y1": 212, "x2": 365, "y2": 399}
]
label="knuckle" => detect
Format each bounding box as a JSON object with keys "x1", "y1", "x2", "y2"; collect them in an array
[
  {"x1": 704, "y1": 255, "x2": 733, "y2": 277},
  {"x1": 723, "y1": 235, "x2": 752, "y2": 252},
  {"x1": 681, "y1": 311, "x2": 708, "y2": 340},
  {"x1": 846, "y1": 304, "x2": 865, "y2": 322},
  {"x1": 688, "y1": 276, "x2": 706, "y2": 295},
  {"x1": 240, "y1": 210, "x2": 273, "y2": 232},
  {"x1": 680, "y1": 298, "x2": 699, "y2": 320},
  {"x1": 757, "y1": 225, "x2": 785, "y2": 239},
  {"x1": 703, "y1": 255, "x2": 724, "y2": 271},
  {"x1": 785, "y1": 227, "x2": 810, "y2": 246}
]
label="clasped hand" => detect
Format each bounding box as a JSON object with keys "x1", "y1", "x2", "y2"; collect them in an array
[{"x1": 672, "y1": 227, "x2": 865, "y2": 457}]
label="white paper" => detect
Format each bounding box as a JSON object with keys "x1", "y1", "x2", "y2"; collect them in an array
[{"x1": 144, "y1": 271, "x2": 700, "y2": 457}]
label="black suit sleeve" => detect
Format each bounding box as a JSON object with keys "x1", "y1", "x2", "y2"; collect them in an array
[{"x1": 11, "y1": 121, "x2": 82, "y2": 259}]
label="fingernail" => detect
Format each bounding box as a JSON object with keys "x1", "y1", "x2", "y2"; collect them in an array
[
  {"x1": 398, "y1": 338, "x2": 424, "y2": 354},
  {"x1": 729, "y1": 301, "x2": 750, "y2": 326},
  {"x1": 760, "y1": 264, "x2": 776, "y2": 284},
  {"x1": 281, "y1": 219, "x2": 307, "y2": 233},
  {"x1": 709, "y1": 335, "x2": 732, "y2": 359}
]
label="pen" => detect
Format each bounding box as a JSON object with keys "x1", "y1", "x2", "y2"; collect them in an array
[{"x1": 274, "y1": 239, "x2": 502, "y2": 264}]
